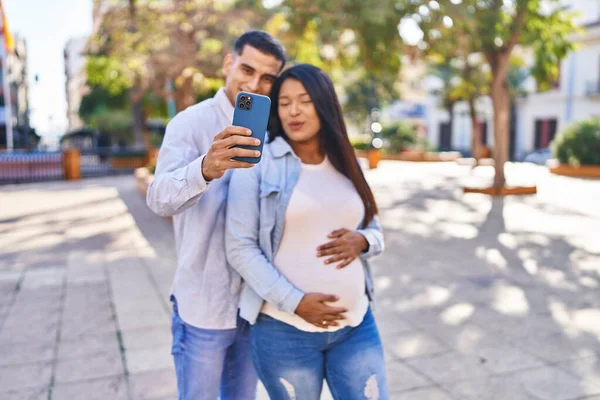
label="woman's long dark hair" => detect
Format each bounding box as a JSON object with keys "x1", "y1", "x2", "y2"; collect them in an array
[{"x1": 268, "y1": 64, "x2": 378, "y2": 227}]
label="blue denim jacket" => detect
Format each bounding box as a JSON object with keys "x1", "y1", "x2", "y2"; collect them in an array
[{"x1": 225, "y1": 136, "x2": 385, "y2": 324}]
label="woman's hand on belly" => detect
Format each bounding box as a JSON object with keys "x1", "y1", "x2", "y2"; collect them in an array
[
  {"x1": 316, "y1": 228, "x2": 368, "y2": 269},
  {"x1": 295, "y1": 293, "x2": 347, "y2": 328}
]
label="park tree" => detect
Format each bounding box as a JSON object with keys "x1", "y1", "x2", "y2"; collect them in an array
[
  {"x1": 263, "y1": 0, "x2": 407, "y2": 126},
  {"x1": 403, "y1": 0, "x2": 576, "y2": 189},
  {"x1": 87, "y1": 0, "x2": 263, "y2": 146}
]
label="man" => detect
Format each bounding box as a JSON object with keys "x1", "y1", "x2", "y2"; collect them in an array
[{"x1": 147, "y1": 31, "x2": 347, "y2": 399}]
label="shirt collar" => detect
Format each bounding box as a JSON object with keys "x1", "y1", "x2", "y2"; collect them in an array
[
  {"x1": 215, "y1": 88, "x2": 234, "y2": 121},
  {"x1": 269, "y1": 135, "x2": 295, "y2": 158}
]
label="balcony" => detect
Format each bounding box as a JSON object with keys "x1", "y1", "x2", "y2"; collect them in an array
[{"x1": 585, "y1": 81, "x2": 600, "y2": 98}]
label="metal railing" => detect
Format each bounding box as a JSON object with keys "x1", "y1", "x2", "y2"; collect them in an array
[
  {"x1": 0, "y1": 151, "x2": 64, "y2": 184},
  {"x1": 0, "y1": 147, "x2": 150, "y2": 184},
  {"x1": 80, "y1": 147, "x2": 148, "y2": 178}
]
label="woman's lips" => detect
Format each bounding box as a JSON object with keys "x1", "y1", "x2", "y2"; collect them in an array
[{"x1": 288, "y1": 122, "x2": 304, "y2": 131}]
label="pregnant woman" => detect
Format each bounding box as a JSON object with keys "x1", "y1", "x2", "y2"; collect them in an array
[{"x1": 226, "y1": 64, "x2": 388, "y2": 400}]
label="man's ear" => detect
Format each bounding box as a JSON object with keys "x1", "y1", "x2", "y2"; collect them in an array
[{"x1": 223, "y1": 53, "x2": 233, "y2": 77}]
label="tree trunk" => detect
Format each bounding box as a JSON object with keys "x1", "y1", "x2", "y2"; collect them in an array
[
  {"x1": 131, "y1": 87, "x2": 145, "y2": 148},
  {"x1": 491, "y1": 67, "x2": 511, "y2": 189},
  {"x1": 128, "y1": 0, "x2": 145, "y2": 149},
  {"x1": 467, "y1": 96, "x2": 481, "y2": 163}
]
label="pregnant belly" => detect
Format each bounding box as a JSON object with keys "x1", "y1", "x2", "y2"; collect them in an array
[{"x1": 274, "y1": 255, "x2": 366, "y2": 311}]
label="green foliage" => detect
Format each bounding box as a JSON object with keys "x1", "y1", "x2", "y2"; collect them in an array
[
  {"x1": 379, "y1": 122, "x2": 421, "y2": 153},
  {"x1": 350, "y1": 136, "x2": 373, "y2": 151},
  {"x1": 88, "y1": 107, "x2": 134, "y2": 145},
  {"x1": 86, "y1": 56, "x2": 132, "y2": 96},
  {"x1": 553, "y1": 118, "x2": 600, "y2": 166},
  {"x1": 79, "y1": 86, "x2": 128, "y2": 123}
]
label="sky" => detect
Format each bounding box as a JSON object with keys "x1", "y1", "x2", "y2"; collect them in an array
[{"x1": 4, "y1": 0, "x2": 93, "y2": 138}]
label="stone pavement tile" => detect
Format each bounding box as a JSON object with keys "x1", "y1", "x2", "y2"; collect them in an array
[
  {"x1": 113, "y1": 295, "x2": 166, "y2": 316},
  {"x1": 57, "y1": 332, "x2": 120, "y2": 360},
  {"x1": 66, "y1": 265, "x2": 106, "y2": 285},
  {"x1": 54, "y1": 352, "x2": 124, "y2": 384},
  {"x1": 385, "y1": 360, "x2": 431, "y2": 393},
  {"x1": 424, "y1": 323, "x2": 504, "y2": 354},
  {"x1": 473, "y1": 345, "x2": 547, "y2": 374},
  {"x1": 513, "y1": 366, "x2": 600, "y2": 399},
  {"x1": 62, "y1": 299, "x2": 113, "y2": 323},
  {"x1": 121, "y1": 325, "x2": 171, "y2": 351},
  {"x1": 470, "y1": 309, "x2": 568, "y2": 340},
  {"x1": 445, "y1": 375, "x2": 538, "y2": 400},
  {"x1": 0, "y1": 319, "x2": 59, "y2": 345},
  {"x1": 374, "y1": 311, "x2": 416, "y2": 337},
  {"x1": 0, "y1": 342, "x2": 55, "y2": 367},
  {"x1": 394, "y1": 304, "x2": 477, "y2": 331},
  {"x1": 20, "y1": 266, "x2": 65, "y2": 289},
  {"x1": 60, "y1": 306, "x2": 117, "y2": 339},
  {"x1": 117, "y1": 308, "x2": 170, "y2": 331},
  {"x1": 125, "y1": 342, "x2": 173, "y2": 374},
  {"x1": 556, "y1": 355, "x2": 600, "y2": 387},
  {"x1": 129, "y1": 368, "x2": 177, "y2": 400},
  {"x1": 387, "y1": 331, "x2": 450, "y2": 360},
  {"x1": 13, "y1": 286, "x2": 63, "y2": 304},
  {"x1": 391, "y1": 386, "x2": 455, "y2": 400},
  {"x1": 3, "y1": 303, "x2": 61, "y2": 329},
  {"x1": 405, "y1": 351, "x2": 491, "y2": 384},
  {"x1": 65, "y1": 281, "x2": 110, "y2": 298},
  {"x1": 0, "y1": 386, "x2": 49, "y2": 400},
  {"x1": 51, "y1": 375, "x2": 129, "y2": 400},
  {"x1": 512, "y1": 331, "x2": 599, "y2": 364},
  {"x1": 111, "y1": 284, "x2": 159, "y2": 304},
  {"x1": 0, "y1": 361, "x2": 53, "y2": 392}
]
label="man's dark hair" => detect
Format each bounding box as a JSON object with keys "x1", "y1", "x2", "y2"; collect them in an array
[{"x1": 234, "y1": 30, "x2": 286, "y2": 67}]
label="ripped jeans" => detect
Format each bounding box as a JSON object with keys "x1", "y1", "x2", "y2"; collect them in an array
[{"x1": 250, "y1": 307, "x2": 389, "y2": 400}]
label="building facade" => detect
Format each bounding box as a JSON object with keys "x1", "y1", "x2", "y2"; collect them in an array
[
  {"x1": 418, "y1": 0, "x2": 600, "y2": 160},
  {"x1": 64, "y1": 37, "x2": 88, "y2": 131}
]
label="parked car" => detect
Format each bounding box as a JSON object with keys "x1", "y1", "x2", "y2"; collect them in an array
[{"x1": 523, "y1": 148, "x2": 553, "y2": 165}]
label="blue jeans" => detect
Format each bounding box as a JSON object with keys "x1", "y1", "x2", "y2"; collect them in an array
[
  {"x1": 250, "y1": 308, "x2": 389, "y2": 400},
  {"x1": 170, "y1": 296, "x2": 258, "y2": 400}
]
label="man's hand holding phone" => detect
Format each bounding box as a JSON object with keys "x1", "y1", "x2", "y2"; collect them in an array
[{"x1": 201, "y1": 126, "x2": 261, "y2": 181}]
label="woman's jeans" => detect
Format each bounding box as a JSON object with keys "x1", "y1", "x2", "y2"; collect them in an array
[{"x1": 250, "y1": 307, "x2": 389, "y2": 400}]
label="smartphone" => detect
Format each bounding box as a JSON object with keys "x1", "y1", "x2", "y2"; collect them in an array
[{"x1": 231, "y1": 91, "x2": 271, "y2": 164}]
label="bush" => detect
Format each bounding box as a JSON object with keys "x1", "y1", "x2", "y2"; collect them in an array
[
  {"x1": 350, "y1": 136, "x2": 373, "y2": 151},
  {"x1": 553, "y1": 118, "x2": 600, "y2": 166},
  {"x1": 379, "y1": 121, "x2": 429, "y2": 153}
]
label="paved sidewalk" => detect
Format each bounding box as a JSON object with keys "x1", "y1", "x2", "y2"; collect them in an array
[{"x1": 0, "y1": 161, "x2": 599, "y2": 399}]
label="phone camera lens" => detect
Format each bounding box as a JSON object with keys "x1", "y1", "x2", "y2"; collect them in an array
[
  {"x1": 240, "y1": 95, "x2": 247, "y2": 102},
  {"x1": 245, "y1": 101, "x2": 252, "y2": 107},
  {"x1": 239, "y1": 103, "x2": 246, "y2": 109}
]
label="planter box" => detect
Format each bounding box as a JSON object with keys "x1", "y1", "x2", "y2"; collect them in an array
[
  {"x1": 111, "y1": 156, "x2": 148, "y2": 169},
  {"x1": 549, "y1": 163, "x2": 600, "y2": 178},
  {"x1": 355, "y1": 150, "x2": 460, "y2": 164},
  {"x1": 463, "y1": 185, "x2": 537, "y2": 196}
]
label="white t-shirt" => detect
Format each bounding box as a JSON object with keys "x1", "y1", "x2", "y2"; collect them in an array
[{"x1": 261, "y1": 156, "x2": 369, "y2": 332}]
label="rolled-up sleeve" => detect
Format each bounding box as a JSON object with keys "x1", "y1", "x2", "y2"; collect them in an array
[
  {"x1": 225, "y1": 167, "x2": 304, "y2": 313},
  {"x1": 358, "y1": 215, "x2": 385, "y2": 260},
  {"x1": 146, "y1": 111, "x2": 210, "y2": 217}
]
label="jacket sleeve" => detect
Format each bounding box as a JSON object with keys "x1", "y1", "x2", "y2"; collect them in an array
[
  {"x1": 358, "y1": 214, "x2": 385, "y2": 260},
  {"x1": 146, "y1": 111, "x2": 210, "y2": 217},
  {"x1": 225, "y1": 166, "x2": 304, "y2": 313}
]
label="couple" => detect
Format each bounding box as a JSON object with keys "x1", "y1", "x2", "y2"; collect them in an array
[{"x1": 147, "y1": 30, "x2": 388, "y2": 400}]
